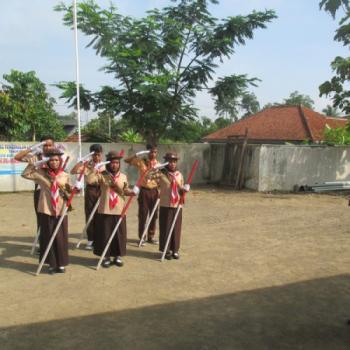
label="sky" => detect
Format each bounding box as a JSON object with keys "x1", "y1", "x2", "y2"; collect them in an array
[{"x1": 0, "y1": 0, "x2": 348, "y2": 124}]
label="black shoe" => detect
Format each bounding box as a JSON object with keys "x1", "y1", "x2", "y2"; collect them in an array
[
  {"x1": 165, "y1": 252, "x2": 172, "y2": 260},
  {"x1": 85, "y1": 241, "x2": 93, "y2": 250},
  {"x1": 147, "y1": 238, "x2": 158, "y2": 245},
  {"x1": 48, "y1": 267, "x2": 56, "y2": 275},
  {"x1": 56, "y1": 267, "x2": 66, "y2": 273},
  {"x1": 102, "y1": 259, "x2": 111, "y2": 268},
  {"x1": 114, "y1": 257, "x2": 124, "y2": 267},
  {"x1": 172, "y1": 252, "x2": 180, "y2": 260}
]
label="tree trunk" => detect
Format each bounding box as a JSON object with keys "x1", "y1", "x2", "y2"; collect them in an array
[{"x1": 146, "y1": 131, "x2": 158, "y2": 146}]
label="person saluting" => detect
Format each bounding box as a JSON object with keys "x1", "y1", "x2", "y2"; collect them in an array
[
  {"x1": 124, "y1": 144, "x2": 160, "y2": 245},
  {"x1": 93, "y1": 150, "x2": 135, "y2": 268},
  {"x1": 21, "y1": 148, "x2": 72, "y2": 274},
  {"x1": 71, "y1": 144, "x2": 104, "y2": 250},
  {"x1": 148, "y1": 152, "x2": 190, "y2": 260}
]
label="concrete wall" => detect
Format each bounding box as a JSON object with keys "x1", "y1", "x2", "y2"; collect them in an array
[
  {"x1": 242, "y1": 145, "x2": 261, "y2": 190},
  {"x1": 198, "y1": 143, "x2": 350, "y2": 191},
  {"x1": 0, "y1": 142, "x2": 211, "y2": 192},
  {"x1": 208, "y1": 144, "x2": 226, "y2": 183},
  {"x1": 258, "y1": 145, "x2": 350, "y2": 191},
  {"x1": 208, "y1": 144, "x2": 261, "y2": 190}
]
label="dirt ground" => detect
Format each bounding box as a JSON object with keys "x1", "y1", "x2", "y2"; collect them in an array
[{"x1": 1, "y1": 188, "x2": 350, "y2": 349}]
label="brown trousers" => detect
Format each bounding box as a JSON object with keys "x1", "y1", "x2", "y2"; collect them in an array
[
  {"x1": 138, "y1": 187, "x2": 159, "y2": 239},
  {"x1": 94, "y1": 214, "x2": 127, "y2": 258},
  {"x1": 39, "y1": 214, "x2": 69, "y2": 268},
  {"x1": 85, "y1": 185, "x2": 101, "y2": 242},
  {"x1": 159, "y1": 206, "x2": 182, "y2": 253}
]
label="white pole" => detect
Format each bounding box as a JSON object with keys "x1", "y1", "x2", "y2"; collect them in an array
[
  {"x1": 138, "y1": 198, "x2": 160, "y2": 247},
  {"x1": 96, "y1": 217, "x2": 123, "y2": 270},
  {"x1": 76, "y1": 198, "x2": 100, "y2": 248},
  {"x1": 73, "y1": 0, "x2": 84, "y2": 195},
  {"x1": 30, "y1": 227, "x2": 41, "y2": 256},
  {"x1": 36, "y1": 207, "x2": 69, "y2": 275},
  {"x1": 160, "y1": 205, "x2": 182, "y2": 262}
]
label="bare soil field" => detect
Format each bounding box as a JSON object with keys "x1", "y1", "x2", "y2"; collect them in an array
[{"x1": 1, "y1": 188, "x2": 350, "y2": 349}]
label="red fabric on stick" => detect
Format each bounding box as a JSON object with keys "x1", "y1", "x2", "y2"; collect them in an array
[{"x1": 180, "y1": 160, "x2": 199, "y2": 205}]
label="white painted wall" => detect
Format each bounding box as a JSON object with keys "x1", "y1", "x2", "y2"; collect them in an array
[
  {"x1": 258, "y1": 145, "x2": 350, "y2": 191},
  {"x1": 203, "y1": 143, "x2": 350, "y2": 191}
]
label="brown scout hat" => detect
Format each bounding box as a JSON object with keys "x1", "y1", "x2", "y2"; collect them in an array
[
  {"x1": 106, "y1": 150, "x2": 124, "y2": 160},
  {"x1": 44, "y1": 148, "x2": 64, "y2": 157},
  {"x1": 163, "y1": 152, "x2": 179, "y2": 161}
]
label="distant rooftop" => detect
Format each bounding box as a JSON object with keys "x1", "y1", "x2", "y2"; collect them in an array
[{"x1": 203, "y1": 105, "x2": 348, "y2": 143}]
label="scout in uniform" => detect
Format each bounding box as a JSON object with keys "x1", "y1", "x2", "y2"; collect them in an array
[
  {"x1": 71, "y1": 144, "x2": 104, "y2": 250},
  {"x1": 21, "y1": 148, "x2": 72, "y2": 274},
  {"x1": 148, "y1": 152, "x2": 190, "y2": 260},
  {"x1": 124, "y1": 144, "x2": 160, "y2": 244},
  {"x1": 93, "y1": 150, "x2": 135, "y2": 268},
  {"x1": 15, "y1": 136, "x2": 55, "y2": 244}
]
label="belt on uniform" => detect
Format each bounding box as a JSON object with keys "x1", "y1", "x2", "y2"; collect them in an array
[
  {"x1": 141, "y1": 186, "x2": 158, "y2": 191},
  {"x1": 86, "y1": 184, "x2": 100, "y2": 188}
]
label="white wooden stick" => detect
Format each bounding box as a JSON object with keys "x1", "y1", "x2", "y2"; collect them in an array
[
  {"x1": 30, "y1": 227, "x2": 41, "y2": 255},
  {"x1": 78, "y1": 151, "x2": 94, "y2": 163},
  {"x1": 76, "y1": 198, "x2": 100, "y2": 248},
  {"x1": 96, "y1": 216, "x2": 123, "y2": 270},
  {"x1": 160, "y1": 205, "x2": 182, "y2": 262},
  {"x1": 138, "y1": 198, "x2": 160, "y2": 247},
  {"x1": 36, "y1": 206, "x2": 68, "y2": 276}
]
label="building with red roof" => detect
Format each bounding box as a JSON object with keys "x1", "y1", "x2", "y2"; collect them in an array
[{"x1": 203, "y1": 105, "x2": 348, "y2": 143}]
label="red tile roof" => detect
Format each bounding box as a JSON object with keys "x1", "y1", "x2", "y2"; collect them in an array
[
  {"x1": 203, "y1": 106, "x2": 348, "y2": 142},
  {"x1": 64, "y1": 132, "x2": 89, "y2": 142}
]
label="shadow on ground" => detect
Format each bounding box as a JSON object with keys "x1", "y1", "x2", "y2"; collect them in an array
[
  {"x1": 0, "y1": 235, "x2": 96, "y2": 274},
  {"x1": 1, "y1": 274, "x2": 350, "y2": 350},
  {"x1": 0, "y1": 234, "x2": 161, "y2": 275}
]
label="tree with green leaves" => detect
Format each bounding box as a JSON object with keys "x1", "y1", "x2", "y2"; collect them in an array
[
  {"x1": 209, "y1": 74, "x2": 260, "y2": 120},
  {"x1": 213, "y1": 116, "x2": 232, "y2": 130},
  {"x1": 55, "y1": 81, "x2": 92, "y2": 111},
  {"x1": 240, "y1": 92, "x2": 260, "y2": 117},
  {"x1": 0, "y1": 70, "x2": 66, "y2": 141},
  {"x1": 322, "y1": 104, "x2": 342, "y2": 116},
  {"x1": 82, "y1": 112, "x2": 118, "y2": 142},
  {"x1": 262, "y1": 91, "x2": 315, "y2": 111},
  {"x1": 81, "y1": 111, "x2": 142, "y2": 142},
  {"x1": 283, "y1": 91, "x2": 314, "y2": 109},
  {"x1": 324, "y1": 124, "x2": 350, "y2": 145},
  {"x1": 55, "y1": 0, "x2": 276, "y2": 143},
  {"x1": 163, "y1": 115, "x2": 233, "y2": 142},
  {"x1": 319, "y1": 0, "x2": 350, "y2": 114},
  {"x1": 262, "y1": 102, "x2": 279, "y2": 110}
]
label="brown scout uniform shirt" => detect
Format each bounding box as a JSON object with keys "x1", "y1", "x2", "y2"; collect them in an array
[
  {"x1": 22, "y1": 164, "x2": 71, "y2": 216},
  {"x1": 126, "y1": 156, "x2": 159, "y2": 189},
  {"x1": 153, "y1": 170, "x2": 184, "y2": 208},
  {"x1": 97, "y1": 171, "x2": 129, "y2": 215}
]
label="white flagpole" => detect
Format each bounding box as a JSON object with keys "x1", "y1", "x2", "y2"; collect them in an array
[{"x1": 73, "y1": 0, "x2": 84, "y2": 196}]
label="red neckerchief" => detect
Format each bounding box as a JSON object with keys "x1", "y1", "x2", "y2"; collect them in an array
[
  {"x1": 109, "y1": 172, "x2": 120, "y2": 210},
  {"x1": 168, "y1": 171, "x2": 179, "y2": 205},
  {"x1": 147, "y1": 159, "x2": 157, "y2": 169},
  {"x1": 48, "y1": 168, "x2": 63, "y2": 216}
]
